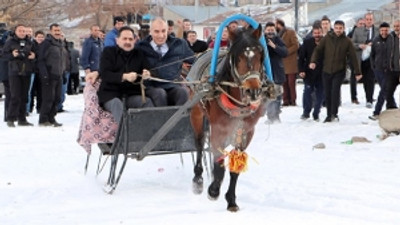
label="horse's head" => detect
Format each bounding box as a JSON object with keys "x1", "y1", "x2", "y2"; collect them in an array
[{"x1": 226, "y1": 25, "x2": 264, "y2": 104}]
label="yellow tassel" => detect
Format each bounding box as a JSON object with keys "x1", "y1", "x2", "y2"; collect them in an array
[{"x1": 228, "y1": 149, "x2": 248, "y2": 173}]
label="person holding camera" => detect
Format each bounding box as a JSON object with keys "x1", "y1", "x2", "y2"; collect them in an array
[{"x1": 2, "y1": 24, "x2": 35, "y2": 127}]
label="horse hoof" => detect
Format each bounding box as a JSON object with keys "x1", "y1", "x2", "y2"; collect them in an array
[
  {"x1": 207, "y1": 184, "x2": 220, "y2": 200},
  {"x1": 192, "y1": 176, "x2": 203, "y2": 194},
  {"x1": 227, "y1": 204, "x2": 240, "y2": 212}
]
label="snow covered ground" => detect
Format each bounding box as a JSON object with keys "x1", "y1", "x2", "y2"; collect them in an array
[{"x1": 0, "y1": 83, "x2": 399, "y2": 225}]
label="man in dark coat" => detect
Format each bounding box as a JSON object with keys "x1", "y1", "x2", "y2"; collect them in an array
[
  {"x1": 186, "y1": 30, "x2": 208, "y2": 54},
  {"x1": 136, "y1": 18, "x2": 194, "y2": 106},
  {"x1": 2, "y1": 24, "x2": 35, "y2": 127},
  {"x1": 264, "y1": 22, "x2": 288, "y2": 124},
  {"x1": 310, "y1": 20, "x2": 361, "y2": 122},
  {"x1": 386, "y1": 19, "x2": 400, "y2": 109},
  {"x1": 0, "y1": 28, "x2": 11, "y2": 122},
  {"x1": 368, "y1": 22, "x2": 393, "y2": 120},
  {"x1": 37, "y1": 23, "x2": 68, "y2": 127},
  {"x1": 98, "y1": 26, "x2": 153, "y2": 123},
  {"x1": 298, "y1": 26, "x2": 324, "y2": 121},
  {"x1": 67, "y1": 41, "x2": 80, "y2": 95}
]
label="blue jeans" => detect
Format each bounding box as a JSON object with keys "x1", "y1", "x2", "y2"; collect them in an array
[
  {"x1": 302, "y1": 80, "x2": 324, "y2": 119},
  {"x1": 58, "y1": 72, "x2": 70, "y2": 110},
  {"x1": 26, "y1": 73, "x2": 35, "y2": 113},
  {"x1": 266, "y1": 94, "x2": 282, "y2": 121}
]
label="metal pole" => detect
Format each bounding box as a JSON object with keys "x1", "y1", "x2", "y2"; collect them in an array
[{"x1": 294, "y1": 0, "x2": 299, "y2": 32}]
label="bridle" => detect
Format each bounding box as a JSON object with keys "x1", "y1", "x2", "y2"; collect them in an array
[{"x1": 216, "y1": 44, "x2": 265, "y2": 117}]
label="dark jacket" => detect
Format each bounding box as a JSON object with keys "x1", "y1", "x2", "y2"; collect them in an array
[
  {"x1": 97, "y1": 46, "x2": 150, "y2": 105},
  {"x1": 31, "y1": 39, "x2": 41, "y2": 74},
  {"x1": 69, "y1": 47, "x2": 80, "y2": 74},
  {"x1": 37, "y1": 34, "x2": 68, "y2": 81},
  {"x1": 81, "y1": 36, "x2": 102, "y2": 71},
  {"x1": 2, "y1": 35, "x2": 34, "y2": 76},
  {"x1": 298, "y1": 37, "x2": 323, "y2": 84},
  {"x1": 311, "y1": 31, "x2": 360, "y2": 75},
  {"x1": 136, "y1": 35, "x2": 194, "y2": 88},
  {"x1": 265, "y1": 35, "x2": 288, "y2": 85},
  {"x1": 370, "y1": 34, "x2": 393, "y2": 72},
  {"x1": 391, "y1": 31, "x2": 400, "y2": 72},
  {"x1": 187, "y1": 39, "x2": 208, "y2": 54}
]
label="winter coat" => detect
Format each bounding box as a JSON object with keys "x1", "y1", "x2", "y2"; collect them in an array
[
  {"x1": 187, "y1": 40, "x2": 208, "y2": 54},
  {"x1": 279, "y1": 27, "x2": 299, "y2": 74},
  {"x1": 37, "y1": 34, "x2": 68, "y2": 82},
  {"x1": 97, "y1": 46, "x2": 150, "y2": 105},
  {"x1": 311, "y1": 31, "x2": 360, "y2": 75},
  {"x1": 265, "y1": 35, "x2": 288, "y2": 85},
  {"x1": 370, "y1": 34, "x2": 393, "y2": 72},
  {"x1": 104, "y1": 28, "x2": 118, "y2": 47},
  {"x1": 391, "y1": 31, "x2": 400, "y2": 72},
  {"x1": 2, "y1": 35, "x2": 34, "y2": 76},
  {"x1": 81, "y1": 36, "x2": 102, "y2": 71},
  {"x1": 351, "y1": 25, "x2": 379, "y2": 62},
  {"x1": 135, "y1": 35, "x2": 195, "y2": 89},
  {"x1": 69, "y1": 48, "x2": 80, "y2": 74},
  {"x1": 298, "y1": 37, "x2": 323, "y2": 84}
]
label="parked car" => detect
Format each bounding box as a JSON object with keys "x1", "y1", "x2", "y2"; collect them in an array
[{"x1": 79, "y1": 68, "x2": 85, "y2": 93}]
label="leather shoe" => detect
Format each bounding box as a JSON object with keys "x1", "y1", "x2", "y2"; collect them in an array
[
  {"x1": 51, "y1": 121, "x2": 63, "y2": 127},
  {"x1": 39, "y1": 122, "x2": 53, "y2": 127},
  {"x1": 7, "y1": 121, "x2": 15, "y2": 127},
  {"x1": 18, "y1": 121, "x2": 34, "y2": 126},
  {"x1": 352, "y1": 99, "x2": 360, "y2": 104}
]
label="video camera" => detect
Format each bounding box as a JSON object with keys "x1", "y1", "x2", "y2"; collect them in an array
[{"x1": 16, "y1": 40, "x2": 26, "y2": 59}]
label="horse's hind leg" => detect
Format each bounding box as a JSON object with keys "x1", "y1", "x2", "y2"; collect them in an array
[
  {"x1": 225, "y1": 172, "x2": 240, "y2": 212},
  {"x1": 191, "y1": 104, "x2": 205, "y2": 194}
]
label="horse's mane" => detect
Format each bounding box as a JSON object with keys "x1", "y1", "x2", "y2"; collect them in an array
[{"x1": 216, "y1": 27, "x2": 264, "y2": 83}]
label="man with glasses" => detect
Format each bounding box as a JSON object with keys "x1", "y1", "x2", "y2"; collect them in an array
[{"x1": 352, "y1": 12, "x2": 379, "y2": 108}]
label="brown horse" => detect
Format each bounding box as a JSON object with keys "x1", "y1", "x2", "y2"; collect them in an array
[{"x1": 190, "y1": 25, "x2": 274, "y2": 212}]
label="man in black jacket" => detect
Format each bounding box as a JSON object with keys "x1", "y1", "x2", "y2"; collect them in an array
[
  {"x1": 37, "y1": 23, "x2": 68, "y2": 127},
  {"x1": 368, "y1": 22, "x2": 393, "y2": 120},
  {"x1": 186, "y1": 30, "x2": 208, "y2": 54},
  {"x1": 385, "y1": 20, "x2": 400, "y2": 110},
  {"x1": 2, "y1": 24, "x2": 35, "y2": 127},
  {"x1": 98, "y1": 26, "x2": 153, "y2": 123},
  {"x1": 298, "y1": 26, "x2": 324, "y2": 121},
  {"x1": 264, "y1": 22, "x2": 288, "y2": 124}
]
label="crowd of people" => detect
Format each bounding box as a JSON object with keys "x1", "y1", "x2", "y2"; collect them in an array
[{"x1": 0, "y1": 13, "x2": 399, "y2": 149}]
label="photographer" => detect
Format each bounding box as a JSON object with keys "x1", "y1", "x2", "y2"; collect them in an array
[{"x1": 2, "y1": 24, "x2": 35, "y2": 127}]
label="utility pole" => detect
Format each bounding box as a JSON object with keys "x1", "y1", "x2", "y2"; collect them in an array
[{"x1": 294, "y1": 0, "x2": 299, "y2": 32}]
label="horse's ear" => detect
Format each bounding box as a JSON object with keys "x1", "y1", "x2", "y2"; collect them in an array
[{"x1": 252, "y1": 24, "x2": 262, "y2": 39}]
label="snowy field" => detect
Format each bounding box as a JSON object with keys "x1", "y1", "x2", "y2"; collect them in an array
[{"x1": 0, "y1": 83, "x2": 399, "y2": 225}]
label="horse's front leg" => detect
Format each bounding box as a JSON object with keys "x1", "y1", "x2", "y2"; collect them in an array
[
  {"x1": 225, "y1": 172, "x2": 239, "y2": 212},
  {"x1": 224, "y1": 129, "x2": 255, "y2": 212}
]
